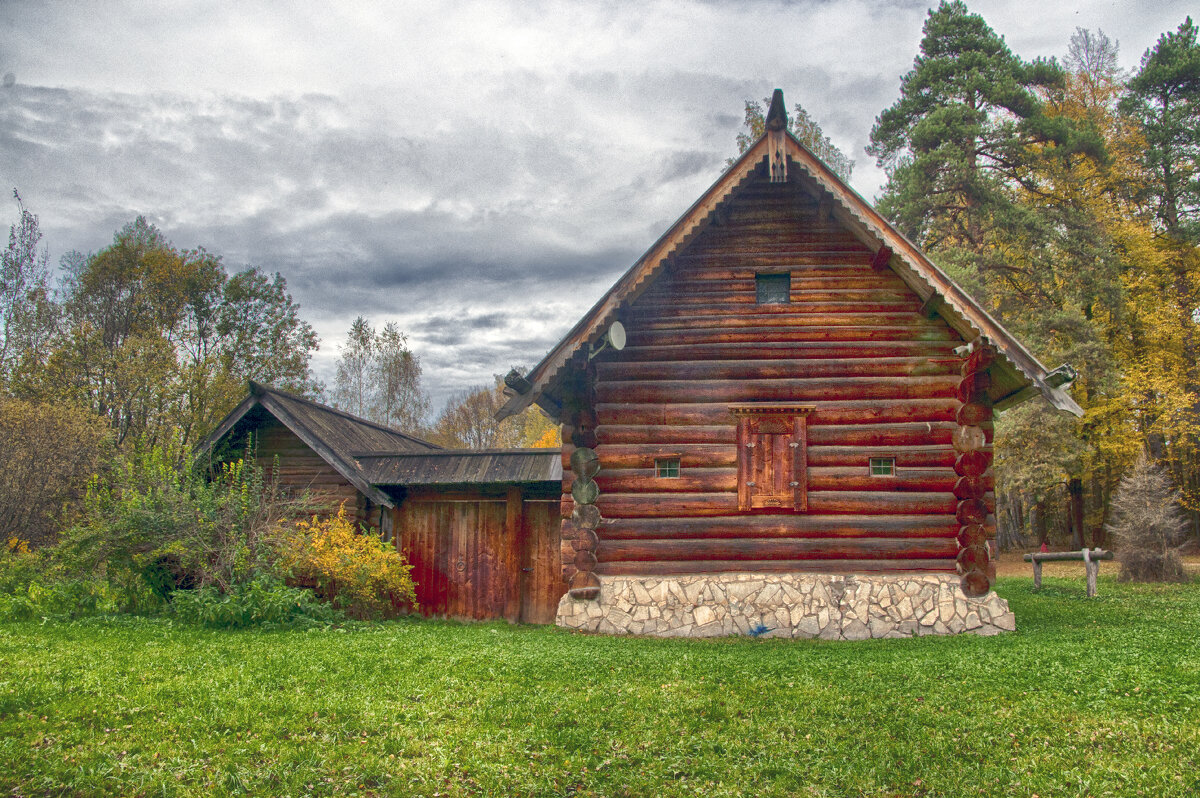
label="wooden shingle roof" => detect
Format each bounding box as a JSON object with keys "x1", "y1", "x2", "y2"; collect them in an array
[
  {"x1": 356, "y1": 449, "x2": 562, "y2": 486},
  {"x1": 195, "y1": 381, "x2": 440, "y2": 507}
]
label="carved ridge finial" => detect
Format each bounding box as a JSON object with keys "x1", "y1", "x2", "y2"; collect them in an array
[{"x1": 765, "y1": 88, "x2": 788, "y2": 131}]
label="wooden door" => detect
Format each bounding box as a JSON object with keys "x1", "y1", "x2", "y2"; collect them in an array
[
  {"x1": 519, "y1": 498, "x2": 567, "y2": 624},
  {"x1": 397, "y1": 491, "x2": 564, "y2": 623},
  {"x1": 733, "y1": 407, "x2": 812, "y2": 512}
]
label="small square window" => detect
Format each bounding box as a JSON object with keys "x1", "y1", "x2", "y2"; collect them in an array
[
  {"x1": 655, "y1": 458, "x2": 680, "y2": 478},
  {"x1": 870, "y1": 457, "x2": 896, "y2": 477},
  {"x1": 756, "y1": 273, "x2": 791, "y2": 304}
]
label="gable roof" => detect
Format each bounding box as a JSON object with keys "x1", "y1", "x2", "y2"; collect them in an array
[
  {"x1": 195, "y1": 381, "x2": 440, "y2": 508},
  {"x1": 498, "y1": 91, "x2": 1082, "y2": 420}
]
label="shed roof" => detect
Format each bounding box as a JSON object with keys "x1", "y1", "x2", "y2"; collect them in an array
[
  {"x1": 356, "y1": 449, "x2": 563, "y2": 486},
  {"x1": 195, "y1": 381, "x2": 440, "y2": 508},
  {"x1": 498, "y1": 90, "x2": 1082, "y2": 421}
]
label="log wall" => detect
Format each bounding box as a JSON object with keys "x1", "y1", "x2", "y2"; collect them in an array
[
  {"x1": 251, "y1": 420, "x2": 381, "y2": 531},
  {"x1": 576, "y1": 181, "x2": 993, "y2": 580}
]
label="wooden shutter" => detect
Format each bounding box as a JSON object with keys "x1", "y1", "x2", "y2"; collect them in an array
[{"x1": 731, "y1": 405, "x2": 814, "y2": 513}]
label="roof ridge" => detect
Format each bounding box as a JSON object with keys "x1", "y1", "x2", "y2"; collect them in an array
[{"x1": 250, "y1": 380, "x2": 441, "y2": 449}]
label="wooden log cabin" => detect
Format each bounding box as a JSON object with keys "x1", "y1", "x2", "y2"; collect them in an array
[
  {"x1": 497, "y1": 90, "x2": 1082, "y2": 639},
  {"x1": 196, "y1": 382, "x2": 565, "y2": 623}
]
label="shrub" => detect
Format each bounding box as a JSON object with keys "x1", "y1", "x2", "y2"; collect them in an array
[
  {"x1": 0, "y1": 545, "x2": 158, "y2": 620},
  {"x1": 170, "y1": 573, "x2": 342, "y2": 628},
  {"x1": 282, "y1": 504, "x2": 418, "y2": 619},
  {"x1": 0, "y1": 397, "x2": 110, "y2": 548},
  {"x1": 62, "y1": 434, "x2": 306, "y2": 594},
  {"x1": 1106, "y1": 454, "x2": 1189, "y2": 582}
]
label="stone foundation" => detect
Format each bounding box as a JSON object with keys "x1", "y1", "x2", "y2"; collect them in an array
[{"x1": 556, "y1": 572, "x2": 1015, "y2": 640}]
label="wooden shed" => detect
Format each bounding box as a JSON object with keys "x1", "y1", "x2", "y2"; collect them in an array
[
  {"x1": 197, "y1": 383, "x2": 564, "y2": 622},
  {"x1": 497, "y1": 90, "x2": 1082, "y2": 639}
]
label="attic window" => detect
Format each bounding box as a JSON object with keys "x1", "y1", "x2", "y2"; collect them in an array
[
  {"x1": 756, "y1": 273, "x2": 791, "y2": 304},
  {"x1": 870, "y1": 457, "x2": 896, "y2": 477},
  {"x1": 655, "y1": 458, "x2": 680, "y2": 479}
]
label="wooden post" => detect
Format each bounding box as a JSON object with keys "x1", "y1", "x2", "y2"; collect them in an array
[
  {"x1": 1033, "y1": 559, "x2": 1042, "y2": 590},
  {"x1": 1083, "y1": 547, "x2": 1096, "y2": 598}
]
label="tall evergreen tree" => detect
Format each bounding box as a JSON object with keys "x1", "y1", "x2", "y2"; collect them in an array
[
  {"x1": 1121, "y1": 18, "x2": 1200, "y2": 242},
  {"x1": 867, "y1": 1, "x2": 1095, "y2": 261}
]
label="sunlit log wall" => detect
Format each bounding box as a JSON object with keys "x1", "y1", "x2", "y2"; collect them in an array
[{"x1": 561, "y1": 180, "x2": 996, "y2": 590}]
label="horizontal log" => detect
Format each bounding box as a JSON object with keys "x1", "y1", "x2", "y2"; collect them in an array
[
  {"x1": 596, "y1": 357, "x2": 959, "y2": 382},
  {"x1": 634, "y1": 313, "x2": 945, "y2": 332},
  {"x1": 636, "y1": 288, "x2": 919, "y2": 307},
  {"x1": 596, "y1": 492, "x2": 960, "y2": 518},
  {"x1": 631, "y1": 300, "x2": 924, "y2": 319},
  {"x1": 624, "y1": 326, "x2": 960, "y2": 347},
  {"x1": 1022, "y1": 549, "x2": 1114, "y2": 562},
  {"x1": 598, "y1": 537, "x2": 958, "y2": 563},
  {"x1": 599, "y1": 514, "x2": 960, "y2": 540},
  {"x1": 617, "y1": 342, "x2": 959, "y2": 365},
  {"x1": 644, "y1": 274, "x2": 908, "y2": 292},
  {"x1": 596, "y1": 399, "x2": 960, "y2": 426},
  {"x1": 591, "y1": 444, "x2": 959, "y2": 470},
  {"x1": 594, "y1": 558, "x2": 957, "y2": 576},
  {"x1": 577, "y1": 467, "x2": 964, "y2": 495},
  {"x1": 594, "y1": 377, "x2": 960, "y2": 404}
]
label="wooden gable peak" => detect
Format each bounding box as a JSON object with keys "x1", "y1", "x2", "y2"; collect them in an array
[{"x1": 499, "y1": 90, "x2": 1082, "y2": 420}]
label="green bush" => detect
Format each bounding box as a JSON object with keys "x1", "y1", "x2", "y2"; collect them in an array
[
  {"x1": 0, "y1": 545, "x2": 162, "y2": 621},
  {"x1": 169, "y1": 573, "x2": 342, "y2": 628}
]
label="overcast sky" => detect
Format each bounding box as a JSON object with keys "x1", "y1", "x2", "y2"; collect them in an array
[{"x1": 1, "y1": 0, "x2": 1193, "y2": 413}]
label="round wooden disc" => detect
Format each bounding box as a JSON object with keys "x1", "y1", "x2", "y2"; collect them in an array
[
  {"x1": 573, "y1": 503, "x2": 602, "y2": 529},
  {"x1": 560, "y1": 564, "x2": 578, "y2": 584},
  {"x1": 573, "y1": 529, "x2": 598, "y2": 552},
  {"x1": 569, "y1": 447, "x2": 601, "y2": 478},
  {"x1": 956, "y1": 401, "x2": 992, "y2": 426},
  {"x1": 573, "y1": 550, "x2": 598, "y2": 570},
  {"x1": 960, "y1": 571, "x2": 991, "y2": 597},
  {"x1": 956, "y1": 545, "x2": 989, "y2": 574},
  {"x1": 956, "y1": 523, "x2": 988, "y2": 548},
  {"x1": 955, "y1": 372, "x2": 992, "y2": 404},
  {"x1": 571, "y1": 478, "x2": 599, "y2": 506},
  {"x1": 955, "y1": 450, "x2": 991, "y2": 477},
  {"x1": 953, "y1": 476, "x2": 986, "y2": 500},
  {"x1": 955, "y1": 498, "x2": 988, "y2": 525},
  {"x1": 569, "y1": 570, "x2": 601, "y2": 600},
  {"x1": 952, "y1": 425, "x2": 987, "y2": 454}
]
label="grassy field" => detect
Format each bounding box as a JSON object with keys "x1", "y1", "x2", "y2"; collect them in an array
[{"x1": 1, "y1": 574, "x2": 1197, "y2": 798}]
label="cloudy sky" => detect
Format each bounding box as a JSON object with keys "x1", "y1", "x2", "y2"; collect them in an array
[{"x1": 1, "y1": 0, "x2": 1193, "y2": 413}]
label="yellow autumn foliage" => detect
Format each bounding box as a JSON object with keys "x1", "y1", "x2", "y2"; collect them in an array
[{"x1": 283, "y1": 504, "x2": 417, "y2": 619}]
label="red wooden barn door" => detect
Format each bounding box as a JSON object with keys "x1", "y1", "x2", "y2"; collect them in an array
[{"x1": 397, "y1": 491, "x2": 564, "y2": 623}]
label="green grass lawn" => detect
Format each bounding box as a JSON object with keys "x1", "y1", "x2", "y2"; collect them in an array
[{"x1": 1, "y1": 576, "x2": 1198, "y2": 798}]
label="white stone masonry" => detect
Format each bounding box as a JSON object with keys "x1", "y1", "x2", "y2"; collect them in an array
[{"x1": 556, "y1": 573, "x2": 1015, "y2": 640}]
